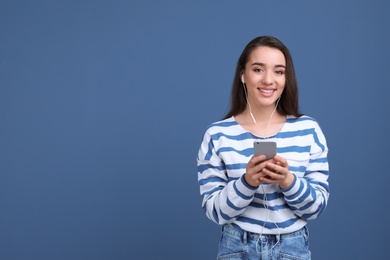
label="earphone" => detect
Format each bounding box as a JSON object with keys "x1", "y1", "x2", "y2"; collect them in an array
[
  {"x1": 241, "y1": 78, "x2": 281, "y2": 137},
  {"x1": 241, "y1": 73, "x2": 282, "y2": 251},
  {"x1": 241, "y1": 77, "x2": 257, "y2": 125},
  {"x1": 241, "y1": 73, "x2": 282, "y2": 250}
]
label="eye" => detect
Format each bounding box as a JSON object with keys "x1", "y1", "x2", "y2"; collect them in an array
[
  {"x1": 275, "y1": 70, "x2": 285, "y2": 75},
  {"x1": 253, "y1": 68, "x2": 264, "y2": 73}
]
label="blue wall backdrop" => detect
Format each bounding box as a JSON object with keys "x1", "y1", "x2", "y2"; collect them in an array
[{"x1": 1, "y1": 1, "x2": 389, "y2": 259}]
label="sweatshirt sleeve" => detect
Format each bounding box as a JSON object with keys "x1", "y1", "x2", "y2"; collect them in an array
[
  {"x1": 281, "y1": 122, "x2": 330, "y2": 220},
  {"x1": 197, "y1": 130, "x2": 257, "y2": 225}
]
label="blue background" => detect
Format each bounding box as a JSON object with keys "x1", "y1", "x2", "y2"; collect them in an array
[{"x1": 1, "y1": 1, "x2": 389, "y2": 259}]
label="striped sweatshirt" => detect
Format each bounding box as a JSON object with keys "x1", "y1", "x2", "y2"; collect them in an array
[{"x1": 197, "y1": 115, "x2": 329, "y2": 235}]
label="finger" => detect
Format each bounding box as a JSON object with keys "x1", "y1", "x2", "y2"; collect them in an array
[
  {"x1": 247, "y1": 155, "x2": 263, "y2": 169},
  {"x1": 246, "y1": 164, "x2": 266, "y2": 180},
  {"x1": 264, "y1": 162, "x2": 282, "y2": 174},
  {"x1": 260, "y1": 173, "x2": 282, "y2": 183},
  {"x1": 245, "y1": 171, "x2": 265, "y2": 187},
  {"x1": 274, "y1": 155, "x2": 288, "y2": 167},
  {"x1": 252, "y1": 154, "x2": 267, "y2": 165},
  {"x1": 248, "y1": 158, "x2": 269, "y2": 173},
  {"x1": 262, "y1": 167, "x2": 284, "y2": 180}
]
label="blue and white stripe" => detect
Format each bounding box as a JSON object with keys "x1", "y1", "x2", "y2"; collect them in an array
[{"x1": 197, "y1": 115, "x2": 329, "y2": 234}]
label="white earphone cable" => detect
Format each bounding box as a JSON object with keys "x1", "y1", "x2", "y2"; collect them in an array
[{"x1": 242, "y1": 81, "x2": 282, "y2": 252}]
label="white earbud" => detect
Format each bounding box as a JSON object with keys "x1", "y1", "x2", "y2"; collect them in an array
[{"x1": 241, "y1": 74, "x2": 245, "y2": 83}]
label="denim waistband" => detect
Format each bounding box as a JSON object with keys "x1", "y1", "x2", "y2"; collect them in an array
[{"x1": 222, "y1": 224, "x2": 308, "y2": 241}]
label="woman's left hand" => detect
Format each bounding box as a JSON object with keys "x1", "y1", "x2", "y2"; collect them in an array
[{"x1": 260, "y1": 155, "x2": 294, "y2": 189}]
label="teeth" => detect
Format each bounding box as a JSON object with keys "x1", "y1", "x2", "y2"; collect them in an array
[{"x1": 260, "y1": 89, "x2": 274, "y2": 93}]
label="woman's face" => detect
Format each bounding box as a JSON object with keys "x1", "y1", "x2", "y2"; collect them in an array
[{"x1": 242, "y1": 46, "x2": 286, "y2": 109}]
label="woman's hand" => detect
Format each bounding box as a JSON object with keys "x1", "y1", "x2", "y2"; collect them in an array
[
  {"x1": 261, "y1": 155, "x2": 294, "y2": 189},
  {"x1": 244, "y1": 155, "x2": 271, "y2": 187}
]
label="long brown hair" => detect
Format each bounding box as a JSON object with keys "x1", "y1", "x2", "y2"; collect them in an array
[{"x1": 224, "y1": 36, "x2": 302, "y2": 119}]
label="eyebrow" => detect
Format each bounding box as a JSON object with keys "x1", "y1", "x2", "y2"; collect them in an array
[{"x1": 251, "y1": 62, "x2": 286, "y2": 68}]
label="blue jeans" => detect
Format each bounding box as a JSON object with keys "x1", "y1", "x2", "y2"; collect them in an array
[{"x1": 217, "y1": 224, "x2": 311, "y2": 260}]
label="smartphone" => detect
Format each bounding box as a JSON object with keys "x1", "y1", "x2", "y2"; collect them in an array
[{"x1": 253, "y1": 140, "x2": 276, "y2": 160}]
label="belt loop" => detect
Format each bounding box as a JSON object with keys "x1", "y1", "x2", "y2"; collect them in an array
[
  {"x1": 242, "y1": 230, "x2": 248, "y2": 245},
  {"x1": 304, "y1": 226, "x2": 309, "y2": 240}
]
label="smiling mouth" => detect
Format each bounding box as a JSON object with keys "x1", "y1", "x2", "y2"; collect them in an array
[{"x1": 258, "y1": 88, "x2": 275, "y2": 94}]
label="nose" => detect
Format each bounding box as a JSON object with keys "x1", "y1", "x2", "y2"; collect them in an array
[{"x1": 261, "y1": 71, "x2": 273, "y2": 85}]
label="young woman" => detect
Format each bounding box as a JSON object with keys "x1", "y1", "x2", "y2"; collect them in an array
[{"x1": 197, "y1": 36, "x2": 329, "y2": 260}]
